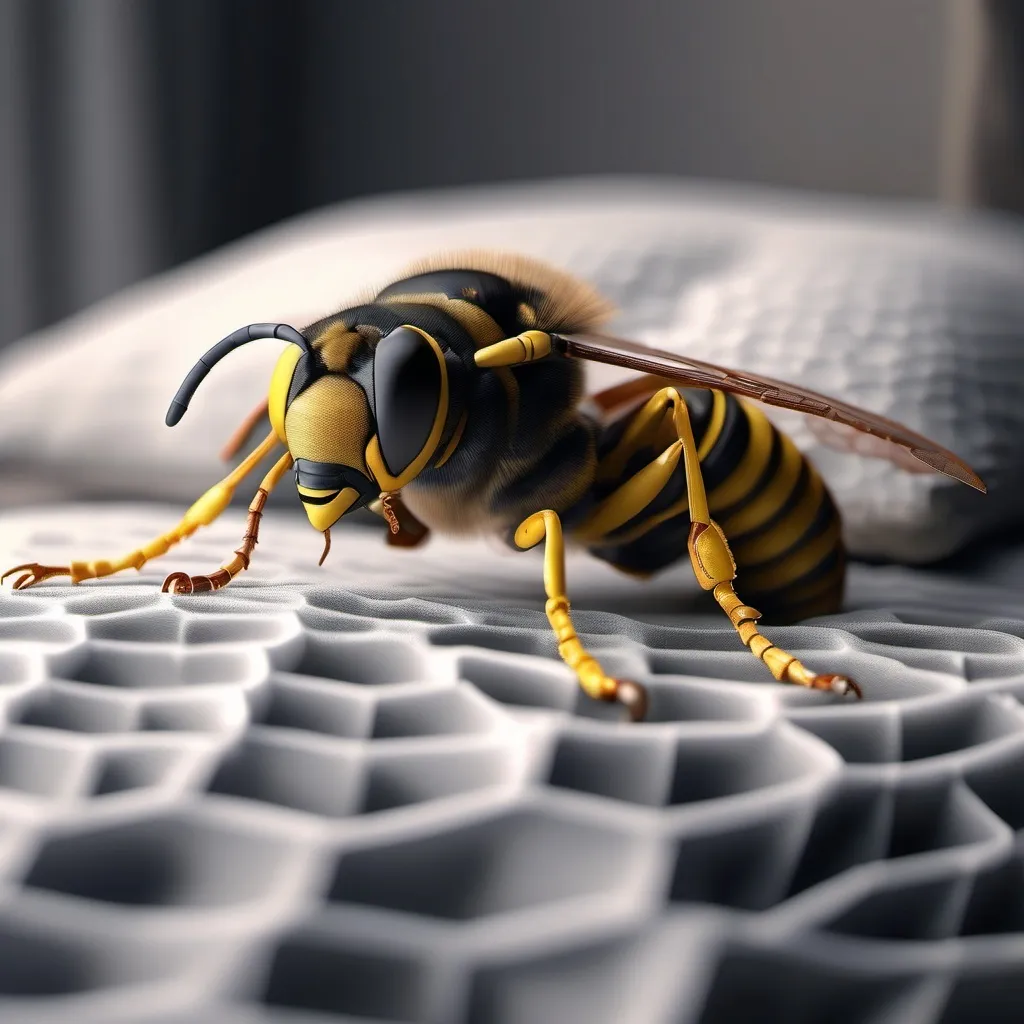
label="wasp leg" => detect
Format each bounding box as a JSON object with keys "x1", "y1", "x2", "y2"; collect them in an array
[
  {"x1": 2, "y1": 430, "x2": 281, "y2": 591},
  {"x1": 162, "y1": 450, "x2": 293, "y2": 594},
  {"x1": 220, "y1": 396, "x2": 270, "y2": 462},
  {"x1": 659, "y1": 387, "x2": 860, "y2": 699},
  {"x1": 515, "y1": 510, "x2": 648, "y2": 721}
]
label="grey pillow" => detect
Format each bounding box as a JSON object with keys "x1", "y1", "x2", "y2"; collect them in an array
[{"x1": 0, "y1": 177, "x2": 1021, "y2": 562}]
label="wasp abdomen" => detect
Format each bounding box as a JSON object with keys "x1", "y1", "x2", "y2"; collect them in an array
[{"x1": 577, "y1": 388, "x2": 846, "y2": 621}]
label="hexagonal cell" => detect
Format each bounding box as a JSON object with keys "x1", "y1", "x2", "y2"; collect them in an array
[
  {"x1": 964, "y1": 742, "x2": 1024, "y2": 831},
  {"x1": 465, "y1": 931, "x2": 645, "y2": 1024},
  {"x1": 456, "y1": 652, "x2": 576, "y2": 713},
  {"x1": 328, "y1": 803, "x2": 650, "y2": 920},
  {"x1": 428, "y1": 624, "x2": 550, "y2": 657},
  {"x1": 0, "y1": 613, "x2": 81, "y2": 646},
  {"x1": 786, "y1": 779, "x2": 891, "y2": 897},
  {"x1": 845, "y1": 620, "x2": 1023, "y2": 667},
  {"x1": 820, "y1": 873, "x2": 967, "y2": 941},
  {"x1": 667, "y1": 803, "x2": 814, "y2": 911},
  {"x1": 938, "y1": 969, "x2": 1024, "y2": 1024},
  {"x1": 85, "y1": 607, "x2": 184, "y2": 643},
  {"x1": 294, "y1": 633, "x2": 429, "y2": 685},
  {"x1": 0, "y1": 911, "x2": 213, "y2": 997},
  {"x1": 0, "y1": 648, "x2": 40, "y2": 686},
  {"x1": 180, "y1": 612, "x2": 296, "y2": 645},
  {"x1": 12, "y1": 681, "x2": 137, "y2": 733},
  {"x1": 71, "y1": 643, "x2": 265, "y2": 688},
  {"x1": 959, "y1": 850, "x2": 1024, "y2": 936},
  {"x1": 62, "y1": 591, "x2": 161, "y2": 616},
  {"x1": 206, "y1": 731, "x2": 363, "y2": 818},
  {"x1": 23, "y1": 811, "x2": 305, "y2": 907},
  {"x1": 361, "y1": 745, "x2": 518, "y2": 813},
  {"x1": 0, "y1": 592, "x2": 51, "y2": 619},
  {"x1": 0, "y1": 731, "x2": 89, "y2": 799},
  {"x1": 647, "y1": 648, "x2": 771, "y2": 682},
  {"x1": 255, "y1": 673, "x2": 375, "y2": 739},
  {"x1": 91, "y1": 744, "x2": 191, "y2": 797},
  {"x1": 887, "y1": 779, "x2": 1003, "y2": 861},
  {"x1": 304, "y1": 586, "x2": 463, "y2": 625},
  {"x1": 261, "y1": 932, "x2": 433, "y2": 1020},
  {"x1": 545, "y1": 727, "x2": 676, "y2": 806},
  {"x1": 695, "y1": 940, "x2": 933, "y2": 1024},
  {"x1": 898, "y1": 695, "x2": 1024, "y2": 763},
  {"x1": 139, "y1": 691, "x2": 247, "y2": 733},
  {"x1": 371, "y1": 684, "x2": 499, "y2": 739},
  {"x1": 643, "y1": 677, "x2": 772, "y2": 724},
  {"x1": 668, "y1": 727, "x2": 828, "y2": 806},
  {"x1": 785, "y1": 704, "x2": 900, "y2": 763}
]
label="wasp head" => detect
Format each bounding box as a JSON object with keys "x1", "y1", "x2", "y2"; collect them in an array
[{"x1": 269, "y1": 322, "x2": 455, "y2": 533}]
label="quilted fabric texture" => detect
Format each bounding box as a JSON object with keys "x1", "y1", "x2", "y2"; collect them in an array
[
  {"x1": 2, "y1": 503, "x2": 1024, "y2": 1023},
  {"x1": 0, "y1": 178, "x2": 1022, "y2": 561}
]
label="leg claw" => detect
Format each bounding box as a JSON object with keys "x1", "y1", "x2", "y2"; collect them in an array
[
  {"x1": 613, "y1": 679, "x2": 649, "y2": 722},
  {"x1": 1, "y1": 563, "x2": 72, "y2": 590},
  {"x1": 160, "y1": 570, "x2": 224, "y2": 594},
  {"x1": 811, "y1": 674, "x2": 863, "y2": 700}
]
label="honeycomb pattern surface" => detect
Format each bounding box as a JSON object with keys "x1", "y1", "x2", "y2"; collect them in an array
[{"x1": 2, "y1": 504, "x2": 1024, "y2": 1022}]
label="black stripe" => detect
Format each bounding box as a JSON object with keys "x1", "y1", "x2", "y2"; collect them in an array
[
  {"x1": 589, "y1": 509, "x2": 691, "y2": 576},
  {"x1": 712, "y1": 424, "x2": 782, "y2": 522},
  {"x1": 729, "y1": 458, "x2": 811, "y2": 546},
  {"x1": 699, "y1": 393, "x2": 750, "y2": 492},
  {"x1": 748, "y1": 545, "x2": 845, "y2": 609},
  {"x1": 683, "y1": 388, "x2": 715, "y2": 453},
  {"x1": 299, "y1": 490, "x2": 341, "y2": 506},
  {"x1": 740, "y1": 484, "x2": 839, "y2": 573},
  {"x1": 376, "y1": 269, "x2": 522, "y2": 336}
]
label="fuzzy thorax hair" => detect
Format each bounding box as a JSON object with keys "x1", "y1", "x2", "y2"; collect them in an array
[{"x1": 390, "y1": 250, "x2": 617, "y2": 335}]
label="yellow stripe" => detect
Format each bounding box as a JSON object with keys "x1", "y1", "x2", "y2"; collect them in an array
[
  {"x1": 696, "y1": 389, "x2": 727, "y2": 460},
  {"x1": 572, "y1": 441, "x2": 684, "y2": 542},
  {"x1": 720, "y1": 432, "x2": 804, "y2": 538},
  {"x1": 435, "y1": 410, "x2": 467, "y2": 468},
  {"x1": 379, "y1": 292, "x2": 502, "y2": 346},
  {"x1": 597, "y1": 389, "x2": 674, "y2": 483},
  {"x1": 706, "y1": 399, "x2": 774, "y2": 514},
  {"x1": 742, "y1": 517, "x2": 842, "y2": 592},
  {"x1": 733, "y1": 471, "x2": 825, "y2": 567}
]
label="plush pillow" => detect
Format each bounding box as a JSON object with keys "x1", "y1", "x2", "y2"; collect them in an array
[{"x1": 1, "y1": 178, "x2": 1022, "y2": 562}]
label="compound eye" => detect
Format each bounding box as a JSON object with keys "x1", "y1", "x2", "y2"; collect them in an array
[{"x1": 373, "y1": 326, "x2": 443, "y2": 477}]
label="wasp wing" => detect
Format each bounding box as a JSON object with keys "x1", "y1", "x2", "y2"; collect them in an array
[{"x1": 561, "y1": 332, "x2": 986, "y2": 493}]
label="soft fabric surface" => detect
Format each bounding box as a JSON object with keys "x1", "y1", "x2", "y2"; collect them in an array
[
  {"x1": 0, "y1": 503, "x2": 1023, "y2": 1022},
  {"x1": 0, "y1": 178, "x2": 1022, "y2": 561}
]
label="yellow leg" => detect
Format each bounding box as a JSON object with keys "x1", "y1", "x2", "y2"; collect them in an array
[
  {"x1": 515, "y1": 510, "x2": 648, "y2": 721},
  {"x1": 162, "y1": 451, "x2": 293, "y2": 594},
  {"x1": 2, "y1": 430, "x2": 281, "y2": 590},
  {"x1": 657, "y1": 387, "x2": 861, "y2": 700}
]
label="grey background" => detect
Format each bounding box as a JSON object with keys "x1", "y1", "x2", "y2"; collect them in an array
[{"x1": 0, "y1": 0, "x2": 1002, "y2": 358}]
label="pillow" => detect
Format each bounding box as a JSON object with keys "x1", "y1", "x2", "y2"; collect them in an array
[{"x1": 1, "y1": 177, "x2": 1022, "y2": 562}]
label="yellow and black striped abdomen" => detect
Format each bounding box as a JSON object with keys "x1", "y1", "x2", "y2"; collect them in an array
[{"x1": 578, "y1": 388, "x2": 846, "y2": 621}]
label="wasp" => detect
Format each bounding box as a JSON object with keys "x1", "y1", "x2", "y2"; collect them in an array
[{"x1": 3, "y1": 252, "x2": 986, "y2": 721}]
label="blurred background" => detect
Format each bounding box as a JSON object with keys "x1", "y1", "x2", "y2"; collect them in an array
[{"x1": 1, "y1": 0, "x2": 1021, "y2": 358}]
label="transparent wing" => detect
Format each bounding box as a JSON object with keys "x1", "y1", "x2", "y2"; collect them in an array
[{"x1": 563, "y1": 332, "x2": 986, "y2": 492}]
